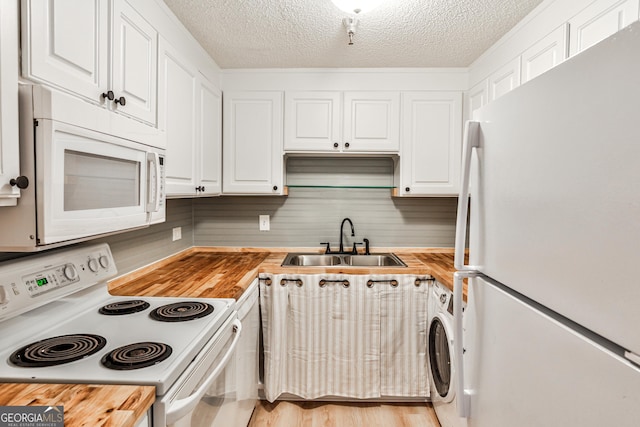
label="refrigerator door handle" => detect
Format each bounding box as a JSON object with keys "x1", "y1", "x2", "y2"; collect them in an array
[
  {"x1": 455, "y1": 120, "x2": 481, "y2": 271},
  {"x1": 454, "y1": 270, "x2": 478, "y2": 418}
]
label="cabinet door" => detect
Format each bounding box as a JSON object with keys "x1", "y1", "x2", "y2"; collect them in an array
[
  {"x1": 223, "y1": 92, "x2": 284, "y2": 195},
  {"x1": 197, "y1": 78, "x2": 222, "y2": 196},
  {"x1": 400, "y1": 92, "x2": 462, "y2": 196},
  {"x1": 343, "y1": 92, "x2": 400, "y2": 152},
  {"x1": 284, "y1": 91, "x2": 341, "y2": 152},
  {"x1": 21, "y1": 0, "x2": 109, "y2": 105},
  {"x1": 522, "y1": 24, "x2": 568, "y2": 84},
  {"x1": 467, "y1": 79, "x2": 489, "y2": 121},
  {"x1": 569, "y1": 0, "x2": 639, "y2": 56},
  {"x1": 0, "y1": 0, "x2": 20, "y2": 206},
  {"x1": 111, "y1": 0, "x2": 158, "y2": 125},
  {"x1": 158, "y1": 39, "x2": 198, "y2": 196},
  {"x1": 488, "y1": 57, "x2": 521, "y2": 102}
]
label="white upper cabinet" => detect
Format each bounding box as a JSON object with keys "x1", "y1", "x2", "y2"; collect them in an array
[
  {"x1": 399, "y1": 92, "x2": 462, "y2": 196},
  {"x1": 569, "y1": 0, "x2": 640, "y2": 56},
  {"x1": 223, "y1": 92, "x2": 284, "y2": 195},
  {"x1": 488, "y1": 57, "x2": 521, "y2": 102},
  {"x1": 0, "y1": 0, "x2": 21, "y2": 206},
  {"x1": 467, "y1": 79, "x2": 489, "y2": 120},
  {"x1": 22, "y1": 0, "x2": 157, "y2": 127},
  {"x1": 284, "y1": 91, "x2": 400, "y2": 153},
  {"x1": 521, "y1": 24, "x2": 569, "y2": 84},
  {"x1": 111, "y1": 0, "x2": 158, "y2": 126},
  {"x1": 284, "y1": 91, "x2": 341, "y2": 151},
  {"x1": 343, "y1": 92, "x2": 400, "y2": 152},
  {"x1": 197, "y1": 78, "x2": 222, "y2": 196},
  {"x1": 159, "y1": 38, "x2": 221, "y2": 198}
]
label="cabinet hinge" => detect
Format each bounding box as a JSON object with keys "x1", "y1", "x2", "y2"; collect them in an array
[{"x1": 34, "y1": 119, "x2": 39, "y2": 126}]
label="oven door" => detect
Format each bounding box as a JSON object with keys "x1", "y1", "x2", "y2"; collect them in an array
[
  {"x1": 36, "y1": 120, "x2": 163, "y2": 245},
  {"x1": 155, "y1": 314, "x2": 242, "y2": 427}
]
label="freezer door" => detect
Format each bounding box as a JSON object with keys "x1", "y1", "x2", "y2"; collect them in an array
[
  {"x1": 463, "y1": 276, "x2": 640, "y2": 427},
  {"x1": 469, "y1": 22, "x2": 640, "y2": 355}
]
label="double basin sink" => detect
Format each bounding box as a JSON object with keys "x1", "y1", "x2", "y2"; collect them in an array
[{"x1": 281, "y1": 253, "x2": 406, "y2": 267}]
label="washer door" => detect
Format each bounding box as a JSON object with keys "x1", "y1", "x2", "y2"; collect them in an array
[{"x1": 429, "y1": 315, "x2": 455, "y2": 403}]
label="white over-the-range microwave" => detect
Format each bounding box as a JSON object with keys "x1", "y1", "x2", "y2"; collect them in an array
[{"x1": 1, "y1": 85, "x2": 166, "y2": 252}]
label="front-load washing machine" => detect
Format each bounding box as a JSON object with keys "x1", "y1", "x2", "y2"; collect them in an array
[{"x1": 428, "y1": 280, "x2": 467, "y2": 427}]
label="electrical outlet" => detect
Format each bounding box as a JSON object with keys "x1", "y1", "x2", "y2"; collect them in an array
[
  {"x1": 259, "y1": 215, "x2": 270, "y2": 231},
  {"x1": 172, "y1": 227, "x2": 182, "y2": 241}
]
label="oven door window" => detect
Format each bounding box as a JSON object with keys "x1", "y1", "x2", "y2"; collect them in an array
[{"x1": 64, "y1": 150, "x2": 140, "y2": 211}]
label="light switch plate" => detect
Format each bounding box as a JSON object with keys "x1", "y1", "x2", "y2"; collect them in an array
[
  {"x1": 259, "y1": 215, "x2": 270, "y2": 231},
  {"x1": 172, "y1": 227, "x2": 182, "y2": 241}
]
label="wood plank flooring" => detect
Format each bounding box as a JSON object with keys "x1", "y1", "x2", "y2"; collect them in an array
[{"x1": 248, "y1": 400, "x2": 441, "y2": 427}]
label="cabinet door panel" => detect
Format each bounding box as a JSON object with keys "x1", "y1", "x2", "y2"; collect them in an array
[
  {"x1": 111, "y1": 0, "x2": 157, "y2": 125},
  {"x1": 23, "y1": 0, "x2": 108, "y2": 104},
  {"x1": 468, "y1": 79, "x2": 489, "y2": 121},
  {"x1": 489, "y1": 57, "x2": 521, "y2": 102},
  {"x1": 284, "y1": 92, "x2": 341, "y2": 151},
  {"x1": 400, "y1": 92, "x2": 462, "y2": 196},
  {"x1": 223, "y1": 92, "x2": 283, "y2": 194},
  {"x1": 569, "y1": 0, "x2": 639, "y2": 56},
  {"x1": 0, "y1": 0, "x2": 20, "y2": 205},
  {"x1": 198, "y1": 79, "x2": 222, "y2": 195},
  {"x1": 159, "y1": 41, "x2": 197, "y2": 196},
  {"x1": 522, "y1": 24, "x2": 568, "y2": 84},
  {"x1": 343, "y1": 92, "x2": 400, "y2": 152}
]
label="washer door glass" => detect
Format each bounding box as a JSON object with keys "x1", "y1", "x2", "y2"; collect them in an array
[{"x1": 429, "y1": 317, "x2": 451, "y2": 397}]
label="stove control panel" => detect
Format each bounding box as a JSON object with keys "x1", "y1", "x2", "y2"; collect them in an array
[
  {"x1": 23, "y1": 263, "x2": 81, "y2": 297},
  {"x1": 0, "y1": 243, "x2": 117, "y2": 322}
]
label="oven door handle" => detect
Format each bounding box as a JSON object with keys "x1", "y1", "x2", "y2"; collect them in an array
[{"x1": 165, "y1": 319, "x2": 242, "y2": 425}]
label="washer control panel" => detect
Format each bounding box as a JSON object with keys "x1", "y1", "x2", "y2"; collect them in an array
[{"x1": 0, "y1": 243, "x2": 117, "y2": 321}]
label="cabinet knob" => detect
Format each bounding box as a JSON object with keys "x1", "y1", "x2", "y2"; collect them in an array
[
  {"x1": 114, "y1": 96, "x2": 126, "y2": 106},
  {"x1": 333, "y1": 142, "x2": 339, "y2": 148},
  {"x1": 273, "y1": 185, "x2": 278, "y2": 191},
  {"x1": 344, "y1": 142, "x2": 350, "y2": 148},
  {"x1": 9, "y1": 176, "x2": 29, "y2": 189},
  {"x1": 405, "y1": 187, "x2": 410, "y2": 192},
  {"x1": 101, "y1": 90, "x2": 114, "y2": 101}
]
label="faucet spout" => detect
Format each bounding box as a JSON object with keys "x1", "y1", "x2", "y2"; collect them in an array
[{"x1": 339, "y1": 218, "x2": 355, "y2": 253}]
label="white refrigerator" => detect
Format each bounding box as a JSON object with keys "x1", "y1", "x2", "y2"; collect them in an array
[{"x1": 453, "y1": 21, "x2": 640, "y2": 426}]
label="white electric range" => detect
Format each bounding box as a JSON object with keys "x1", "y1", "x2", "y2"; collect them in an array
[{"x1": 0, "y1": 243, "x2": 241, "y2": 427}]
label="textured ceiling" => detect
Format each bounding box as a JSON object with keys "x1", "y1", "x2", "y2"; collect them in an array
[{"x1": 162, "y1": 0, "x2": 544, "y2": 69}]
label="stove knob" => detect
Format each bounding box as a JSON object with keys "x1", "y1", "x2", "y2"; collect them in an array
[
  {"x1": 440, "y1": 293, "x2": 447, "y2": 304},
  {"x1": 63, "y1": 264, "x2": 78, "y2": 281},
  {"x1": 98, "y1": 255, "x2": 110, "y2": 269},
  {"x1": 88, "y1": 258, "x2": 99, "y2": 272}
]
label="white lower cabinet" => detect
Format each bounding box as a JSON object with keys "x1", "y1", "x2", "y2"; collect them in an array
[
  {"x1": 569, "y1": 0, "x2": 640, "y2": 56},
  {"x1": 398, "y1": 92, "x2": 463, "y2": 196},
  {"x1": 159, "y1": 38, "x2": 221, "y2": 197},
  {"x1": 0, "y1": 0, "x2": 20, "y2": 206},
  {"x1": 223, "y1": 92, "x2": 284, "y2": 195}
]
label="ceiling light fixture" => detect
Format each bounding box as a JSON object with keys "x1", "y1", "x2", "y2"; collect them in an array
[{"x1": 331, "y1": 0, "x2": 384, "y2": 46}]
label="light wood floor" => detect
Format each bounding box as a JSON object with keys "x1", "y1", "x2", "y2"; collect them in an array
[{"x1": 248, "y1": 400, "x2": 441, "y2": 427}]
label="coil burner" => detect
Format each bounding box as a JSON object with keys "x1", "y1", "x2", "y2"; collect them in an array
[
  {"x1": 101, "y1": 342, "x2": 173, "y2": 370},
  {"x1": 10, "y1": 334, "x2": 107, "y2": 367},
  {"x1": 150, "y1": 301, "x2": 214, "y2": 322},
  {"x1": 99, "y1": 299, "x2": 150, "y2": 315}
]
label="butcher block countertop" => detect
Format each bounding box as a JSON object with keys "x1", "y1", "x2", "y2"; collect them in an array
[
  {"x1": 0, "y1": 383, "x2": 154, "y2": 427},
  {"x1": 108, "y1": 247, "x2": 466, "y2": 301}
]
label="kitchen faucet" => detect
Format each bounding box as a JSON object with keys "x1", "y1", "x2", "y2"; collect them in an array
[
  {"x1": 338, "y1": 217, "x2": 355, "y2": 253},
  {"x1": 320, "y1": 217, "x2": 362, "y2": 254}
]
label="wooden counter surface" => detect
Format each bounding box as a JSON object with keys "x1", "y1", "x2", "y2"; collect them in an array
[
  {"x1": 108, "y1": 247, "x2": 466, "y2": 301},
  {"x1": 0, "y1": 383, "x2": 154, "y2": 427}
]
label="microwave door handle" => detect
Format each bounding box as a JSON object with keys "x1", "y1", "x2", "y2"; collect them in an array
[
  {"x1": 165, "y1": 319, "x2": 242, "y2": 425},
  {"x1": 146, "y1": 152, "x2": 161, "y2": 213}
]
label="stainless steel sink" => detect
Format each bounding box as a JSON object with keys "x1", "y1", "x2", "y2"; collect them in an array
[{"x1": 281, "y1": 253, "x2": 406, "y2": 267}]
